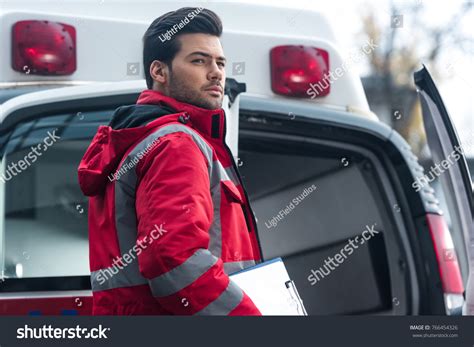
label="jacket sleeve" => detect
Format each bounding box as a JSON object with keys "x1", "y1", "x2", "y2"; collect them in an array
[{"x1": 135, "y1": 132, "x2": 261, "y2": 315}]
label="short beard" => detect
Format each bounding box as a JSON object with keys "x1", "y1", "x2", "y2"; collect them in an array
[{"x1": 168, "y1": 71, "x2": 223, "y2": 110}]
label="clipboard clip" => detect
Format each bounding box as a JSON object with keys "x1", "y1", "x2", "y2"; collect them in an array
[{"x1": 285, "y1": 280, "x2": 308, "y2": 316}]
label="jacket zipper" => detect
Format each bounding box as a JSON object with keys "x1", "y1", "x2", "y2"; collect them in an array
[{"x1": 221, "y1": 111, "x2": 264, "y2": 261}]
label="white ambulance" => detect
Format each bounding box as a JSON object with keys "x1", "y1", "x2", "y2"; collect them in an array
[{"x1": 0, "y1": 1, "x2": 472, "y2": 316}]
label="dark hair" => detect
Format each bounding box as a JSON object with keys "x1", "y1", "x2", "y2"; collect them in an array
[{"x1": 142, "y1": 7, "x2": 223, "y2": 89}]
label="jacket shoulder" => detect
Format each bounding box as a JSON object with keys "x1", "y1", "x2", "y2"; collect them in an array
[{"x1": 133, "y1": 124, "x2": 213, "y2": 176}]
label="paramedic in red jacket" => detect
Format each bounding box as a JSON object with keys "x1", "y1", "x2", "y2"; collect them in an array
[{"x1": 78, "y1": 7, "x2": 263, "y2": 315}]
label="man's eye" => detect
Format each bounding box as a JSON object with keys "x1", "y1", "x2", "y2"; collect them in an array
[
  {"x1": 192, "y1": 59, "x2": 205, "y2": 64},
  {"x1": 217, "y1": 62, "x2": 226, "y2": 67}
]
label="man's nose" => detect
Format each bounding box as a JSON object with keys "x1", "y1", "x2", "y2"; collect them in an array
[{"x1": 208, "y1": 61, "x2": 224, "y2": 82}]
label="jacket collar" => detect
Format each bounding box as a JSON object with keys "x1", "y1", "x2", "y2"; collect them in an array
[{"x1": 137, "y1": 89, "x2": 225, "y2": 141}]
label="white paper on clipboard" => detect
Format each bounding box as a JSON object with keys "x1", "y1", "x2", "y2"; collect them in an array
[{"x1": 229, "y1": 257, "x2": 307, "y2": 316}]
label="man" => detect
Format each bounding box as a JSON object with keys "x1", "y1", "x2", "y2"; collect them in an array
[{"x1": 78, "y1": 7, "x2": 263, "y2": 315}]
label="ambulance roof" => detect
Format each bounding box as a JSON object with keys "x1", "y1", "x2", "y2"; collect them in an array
[{"x1": 0, "y1": 1, "x2": 373, "y2": 116}]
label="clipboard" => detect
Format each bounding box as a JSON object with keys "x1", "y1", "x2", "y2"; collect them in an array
[{"x1": 230, "y1": 257, "x2": 307, "y2": 316}]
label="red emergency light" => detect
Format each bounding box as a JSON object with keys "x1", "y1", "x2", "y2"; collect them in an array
[
  {"x1": 270, "y1": 45, "x2": 330, "y2": 98},
  {"x1": 12, "y1": 20, "x2": 76, "y2": 75}
]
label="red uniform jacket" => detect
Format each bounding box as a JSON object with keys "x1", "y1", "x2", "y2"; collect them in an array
[{"x1": 78, "y1": 90, "x2": 263, "y2": 315}]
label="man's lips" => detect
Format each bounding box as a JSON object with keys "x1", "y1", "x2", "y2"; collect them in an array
[{"x1": 204, "y1": 86, "x2": 223, "y2": 94}]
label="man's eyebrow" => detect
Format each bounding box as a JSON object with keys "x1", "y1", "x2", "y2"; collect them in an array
[{"x1": 187, "y1": 51, "x2": 227, "y2": 62}]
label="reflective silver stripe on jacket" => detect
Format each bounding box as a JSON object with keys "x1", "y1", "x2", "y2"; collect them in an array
[
  {"x1": 223, "y1": 260, "x2": 256, "y2": 275},
  {"x1": 148, "y1": 249, "x2": 218, "y2": 297},
  {"x1": 194, "y1": 280, "x2": 244, "y2": 315}
]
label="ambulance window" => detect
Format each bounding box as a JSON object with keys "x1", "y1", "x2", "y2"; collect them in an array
[{"x1": 0, "y1": 110, "x2": 112, "y2": 281}]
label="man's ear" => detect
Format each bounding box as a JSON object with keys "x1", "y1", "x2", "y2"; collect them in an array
[{"x1": 150, "y1": 60, "x2": 168, "y2": 85}]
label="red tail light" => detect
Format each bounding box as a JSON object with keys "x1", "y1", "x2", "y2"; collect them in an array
[
  {"x1": 12, "y1": 20, "x2": 76, "y2": 75},
  {"x1": 270, "y1": 45, "x2": 329, "y2": 98},
  {"x1": 426, "y1": 214, "x2": 464, "y2": 294}
]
